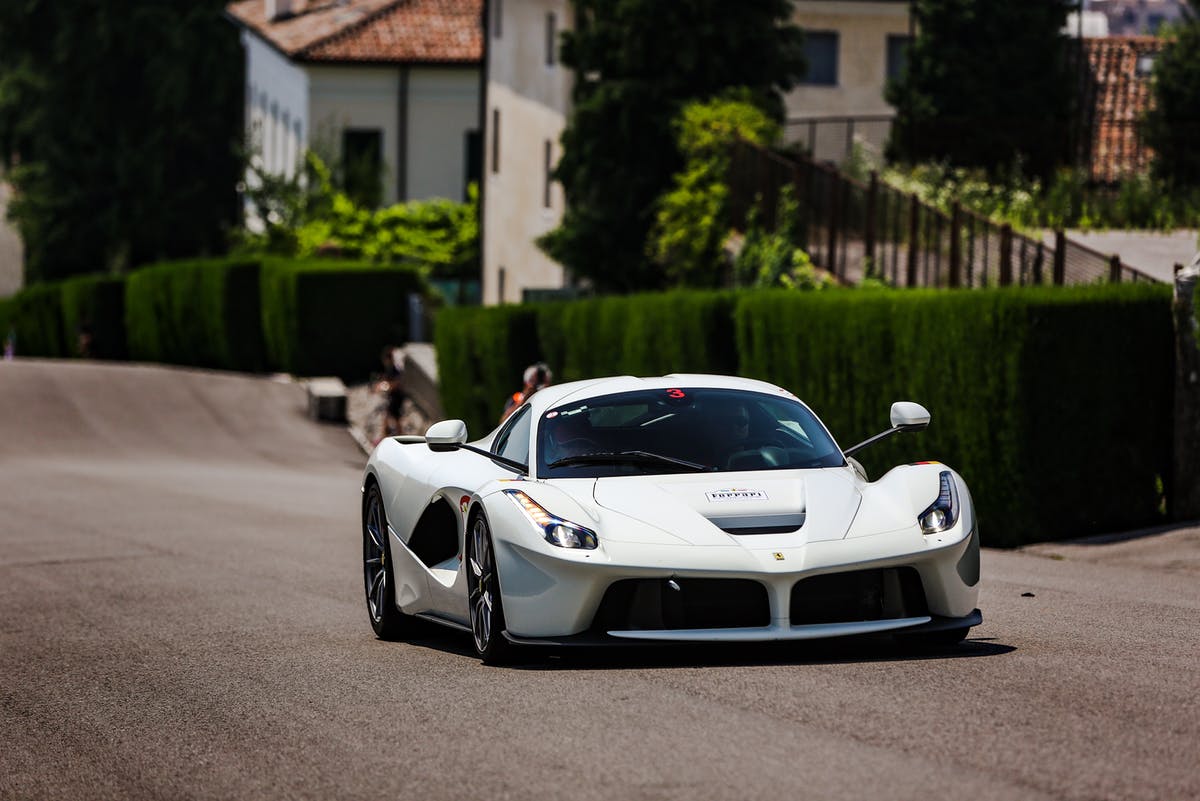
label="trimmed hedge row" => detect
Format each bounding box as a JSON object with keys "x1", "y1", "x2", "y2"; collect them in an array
[
  {"x1": 261, "y1": 259, "x2": 425, "y2": 379},
  {"x1": 435, "y1": 291, "x2": 736, "y2": 437},
  {"x1": 434, "y1": 284, "x2": 1175, "y2": 545},
  {"x1": 2, "y1": 257, "x2": 426, "y2": 380},
  {"x1": 126, "y1": 258, "x2": 265, "y2": 371},
  {"x1": 736, "y1": 285, "x2": 1174, "y2": 546}
]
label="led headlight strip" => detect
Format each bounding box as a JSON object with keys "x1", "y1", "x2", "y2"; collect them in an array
[
  {"x1": 503, "y1": 489, "x2": 598, "y2": 550},
  {"x1": 919, "y1": 470, "x2": 960, "y2": 534}
]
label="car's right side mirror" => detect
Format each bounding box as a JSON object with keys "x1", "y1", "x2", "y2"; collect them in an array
[{"x1": 426, "y1": 419, "x2": 468, "y2": 451}]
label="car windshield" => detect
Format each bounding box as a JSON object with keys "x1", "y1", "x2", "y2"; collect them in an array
[{"x1": 536, "y1": 387, "x2": 844, "y2": 478}]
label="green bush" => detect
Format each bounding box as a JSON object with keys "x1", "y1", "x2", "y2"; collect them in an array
[
  {"x1": 260, "y1": 259, "x2": 425, "y2": 380},
  {"x1": 434, "y1": 304, "x2": 543, "y2": 437},
  {"x1": 125, "y1": 258, "x2": 266, "y2": 371},
  {"x1": 5, "y1": 283, "x2": 66, "y2": 357},
  {"x1": 736, "y1": 284, "x2": 1173, "y2": 545},
  {"x1": 435, "y1": 291, "x2": 737, "y2": 436},
  {"x1": 60, "y1": 274, "x2": 127, "y2": 359}
]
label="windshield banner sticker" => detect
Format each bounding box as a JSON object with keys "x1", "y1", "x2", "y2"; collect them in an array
[{"x1": 706, "y1": 489, "x2": 769, "y2": 502}]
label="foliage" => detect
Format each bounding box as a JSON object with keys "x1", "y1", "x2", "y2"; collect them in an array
[
  {"x1": 1142, "y1": 1, "x2": 1200, "y2": 189},
  {"x1": 436, "y1": 284, "x2": 1173, "y2": 545},
  {"x1": 435, "y1": 291, "x2": 736, "y2": 436},
  {"x1": 886, "y1": 0, "x2": 1077, "y2": 179},
  {"x1": 60, "y1": 274, "x2": 126, "y2": 359},
  {"x1": 2, "y1": 282, "x2": 65, "y2": 357},
  {"x1": 236, "y1": 152, "x2": 479, "y2": 281},
  {"x1": 736, "y1": 284, "x2": 1173, "y2": 545},
  {"x1": 647, "y1": 94, "x2": 779, "y2": 286},
  {"x1": 734, "y1": 189, "x2": 836, "y2": 290},
  {"x1": 0, "y1": 0, "x2": 242, "y2": 281},
  {"x1": 882, "y1": 161, "x2": 1200, "y2": 231},
  {"x1": 540, "y1": 0, "x2": 806, "y2": 292},
  {"x1": 125, "y1": 259, "x2": 265, "y2": 372},
  {"x1": 260, "y1": 259, "x2": 426, "y2": 380}
]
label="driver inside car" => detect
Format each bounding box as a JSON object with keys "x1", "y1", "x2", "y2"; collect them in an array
[{"x1": 543, "y1": 411, "x2": 597, "y2": 463}]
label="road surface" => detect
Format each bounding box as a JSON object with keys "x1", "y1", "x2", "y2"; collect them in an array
[{"x1": 1, "y1": 360, "x2": 1196, "y2": 801}]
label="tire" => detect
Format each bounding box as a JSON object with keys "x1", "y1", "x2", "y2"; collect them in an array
[
  {"x1": 363, "y1": 482, "x2": 411, "y2": 640},
  {"x1": 466, "y1": 510, "x2": 516, "y2": 665}
]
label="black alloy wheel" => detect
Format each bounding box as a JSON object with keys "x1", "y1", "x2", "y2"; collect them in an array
[
  {"x1": 466, "y1": 510, "x2": 515, "y2": 665},
  {"x1": 363, "y1": 483, "x2": 409, "y2": 639}
]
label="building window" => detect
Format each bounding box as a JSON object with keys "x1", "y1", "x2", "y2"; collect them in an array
[
  {"x1": 546, "y1": 12, "x2": 557, "y2": 66},
  {"x1": 498, "y1": 266, "x2": 506, "y2": 304},
  {"x1": 886, "y1": 35, "x2": 911, "y2": 81},
  {"x1": 491, "y1": 108, "x2": 500, "y2": 173},
  {"x1": 493, "y1": 0, "x2": 502, "y2": 38},
  {"x1": 801, "y1": 31, "x2": 838, "y2": 86},
  {"x1": 543, "y1": 140, "x2": 552, "y2": 208},
  {"x1": 464, "y1": 129, "x2": 481, "y2": 199},
  {"x1": 342, "y1": 128, "x2": 383, "y2": 208}
]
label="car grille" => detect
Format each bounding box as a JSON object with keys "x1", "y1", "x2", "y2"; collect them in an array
[
  {"x1": 592, "y1": 578, "x2": 770, "y2": 631},
  {"x1": 789, "y1": 567, "x2": 928, "y2": 625}
]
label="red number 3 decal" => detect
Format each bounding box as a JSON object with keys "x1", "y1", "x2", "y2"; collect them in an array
[{"x1": 667, "y1": 388, "x2": 685, "y2": 399}]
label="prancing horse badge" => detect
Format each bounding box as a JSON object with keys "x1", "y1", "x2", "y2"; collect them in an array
[{"x1": 773, "y1": 552, "x2": 785, "y2": 561}]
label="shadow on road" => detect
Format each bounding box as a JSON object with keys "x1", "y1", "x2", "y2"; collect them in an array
[{"x1": 392, "y1": 623, "x2": 1016, "y2": 670}]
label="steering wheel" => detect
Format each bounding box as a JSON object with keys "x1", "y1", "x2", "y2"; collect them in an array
[{"x1": 555, "y1": 437, "x2": 603, "y2": 458}]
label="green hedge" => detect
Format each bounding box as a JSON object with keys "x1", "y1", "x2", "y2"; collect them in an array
[
  {"x1": 436, "y1": 284, "x2": 1173, "y2": 545},
  {"x1": 736, "y1": 285, "x2": 1174, "y2": 545},
  {"x1": 435, "y1": 304, "x2": 543, "y2": 437},
  {"x1": 435, "y1": 291, "x2": 736, "y2": 437},
  {"x1": 60, "y1": 274, "x2": 127, "y2": 359},
  {"x1": 4, "y1": 283, "x2": 67, "y2": 357},
  {"x1": 125, "y1": 258, "x2": 265, "y2": 371},
  {"x1": 260, "y1": 259, "x2": 425, "y2": 379}
]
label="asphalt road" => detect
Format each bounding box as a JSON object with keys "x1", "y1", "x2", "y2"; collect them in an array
[{"x1": 2, "y1": 360, "x2": 1197, "y2": 801}]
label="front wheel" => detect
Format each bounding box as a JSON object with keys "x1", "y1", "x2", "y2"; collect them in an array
[
  {"x1": 363, "y1": 483, "x2": 411, "y2": 640},
  {"x1": 466, "y1": 511, "x2": 516, "y2": 665}
]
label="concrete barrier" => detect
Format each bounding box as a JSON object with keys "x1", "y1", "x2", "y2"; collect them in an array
[{"x1": 306, "y1": 377, "x2": 347, "y2": 423}]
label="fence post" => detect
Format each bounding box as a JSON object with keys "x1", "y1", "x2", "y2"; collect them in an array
[
  {"x1": 1053, "y1": 230, "x2": 1066, "y2": 285},
  {"x1": 906, "y1": 194, "x2": 919, "y2": 287},
  {"x1": 1033, "y1": 242, "x2": 1045, "y2": 284},
  {"x1": 949, "y1": 202, "x2": 962, "y2": 288},
  {"x1": 999, "y1": 224, "x2": 1013, "y2": 286},
  {"x1": 864, "y1": 172, "x2": 878, "y2": 270},
  {"x1": 1109, "y1": 254, "x2": 1122, "y2": 282},
  {"x1": 827, "y1": 173, "x2": 840, "y2": 279}
]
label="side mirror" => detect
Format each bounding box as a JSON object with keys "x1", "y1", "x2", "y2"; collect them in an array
[
  {"x1": 890, "y1": 401, "x2": 931, "y2": 431},
  {"x1": 426, "y1": 419, "x2": 468, "y2": 451},
  {"x1": 843, "y1": 401, "x2": 932, "y2": 457}
]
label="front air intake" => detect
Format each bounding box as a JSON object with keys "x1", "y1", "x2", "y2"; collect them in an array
[
  {"x1": 789, "y1": 567, "x2": 928, "y2": 625},
  {"x1": 592, "y1": 578, "x2": 770, "y2": 631}
]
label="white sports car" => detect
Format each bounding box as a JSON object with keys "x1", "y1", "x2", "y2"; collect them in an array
[{"x1": 361, "y1": 375, "x2": 981, "y2": 663}]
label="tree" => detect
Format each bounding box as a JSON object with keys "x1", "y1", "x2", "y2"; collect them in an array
[
  {"x1": 0, "y1": 0, "x2": 243, "y2": 282},
  {"x1": 885, "y1": 0, "x2": 1078, "y2": 180},
  {"x1": 539, "y1": 0, "x2": 805, "y2": 293},
  {"x1": 1142, "y1": 2, "x2": 1200, "y2": 189}
]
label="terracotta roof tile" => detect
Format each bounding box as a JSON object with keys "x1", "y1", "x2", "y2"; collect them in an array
[
  {"x1": 1082, "y1": 36, "x2": 1167, "y2": 182},
  {"x1": 226, "y1": 0, "x2": 481, "y2": 63}
]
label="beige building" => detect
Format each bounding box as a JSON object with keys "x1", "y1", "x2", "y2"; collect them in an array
[
  {"x1": 784, "y1": 0, "x2": 911, "y2": 162},
  {"x1": 226, "y1": 0, "x2": 483, "y2": 207},
  {"x1": 481, "y1": 0, "x2": 572, "y2": 304},
  {"x1": 482, "y1": 1, "x2": 912, "y2": 303},
  {"x1": 0, "y1": 179, "x2": 23, "y2": 299}
]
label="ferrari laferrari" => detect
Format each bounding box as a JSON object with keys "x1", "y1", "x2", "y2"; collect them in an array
[{"x1": 361, "y1": 375, "x2": 981, "y2": 663}]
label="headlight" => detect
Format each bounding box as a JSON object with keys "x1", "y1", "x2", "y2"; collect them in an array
[
  {"x1": 919, "y1": 470, "x2": 959, "y2": 534},
  {"x1": 504, "y1": 489, "x2": 598, "y2": 549}
]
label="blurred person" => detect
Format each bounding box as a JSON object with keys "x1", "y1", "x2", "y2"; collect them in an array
[
  {"x1": 500, "y1": 362, "x2": 552, "y2": 423},
  {"x1": 375, "y1": 345, "x2": 407, "y2": 437}
]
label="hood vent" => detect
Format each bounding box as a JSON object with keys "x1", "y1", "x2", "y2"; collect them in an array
[{"x1": 708, "y1": 512, "x2": 805, "y2": 536}]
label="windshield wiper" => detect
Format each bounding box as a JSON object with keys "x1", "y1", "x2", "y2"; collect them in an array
[{"x1": 547, "y1": 450, "x2": 710, "y2": 472}]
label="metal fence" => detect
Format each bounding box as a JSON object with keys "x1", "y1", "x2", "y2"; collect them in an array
[
  {"x1": 728, "y1": 141, "x2": 1159, "y2": 288},
  {"x1": 782, "y1": 115, "x2": 894, "y2": 166}
]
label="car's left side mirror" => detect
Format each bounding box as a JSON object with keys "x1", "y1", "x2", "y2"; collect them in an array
[
  {"x1": 844, "y1": 401, "x2": 932, "y2": 457},
  {"x1": 890, "y1": 401, "x2": 931, "y2": 432},
  {"x1": 426, "y1": 419, "x2": 468, "y2": 451}
]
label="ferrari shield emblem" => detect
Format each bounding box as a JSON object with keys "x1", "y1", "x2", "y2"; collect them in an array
[{"x1": 773, "y1": 552, "x2": 785, "y2": 561}]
